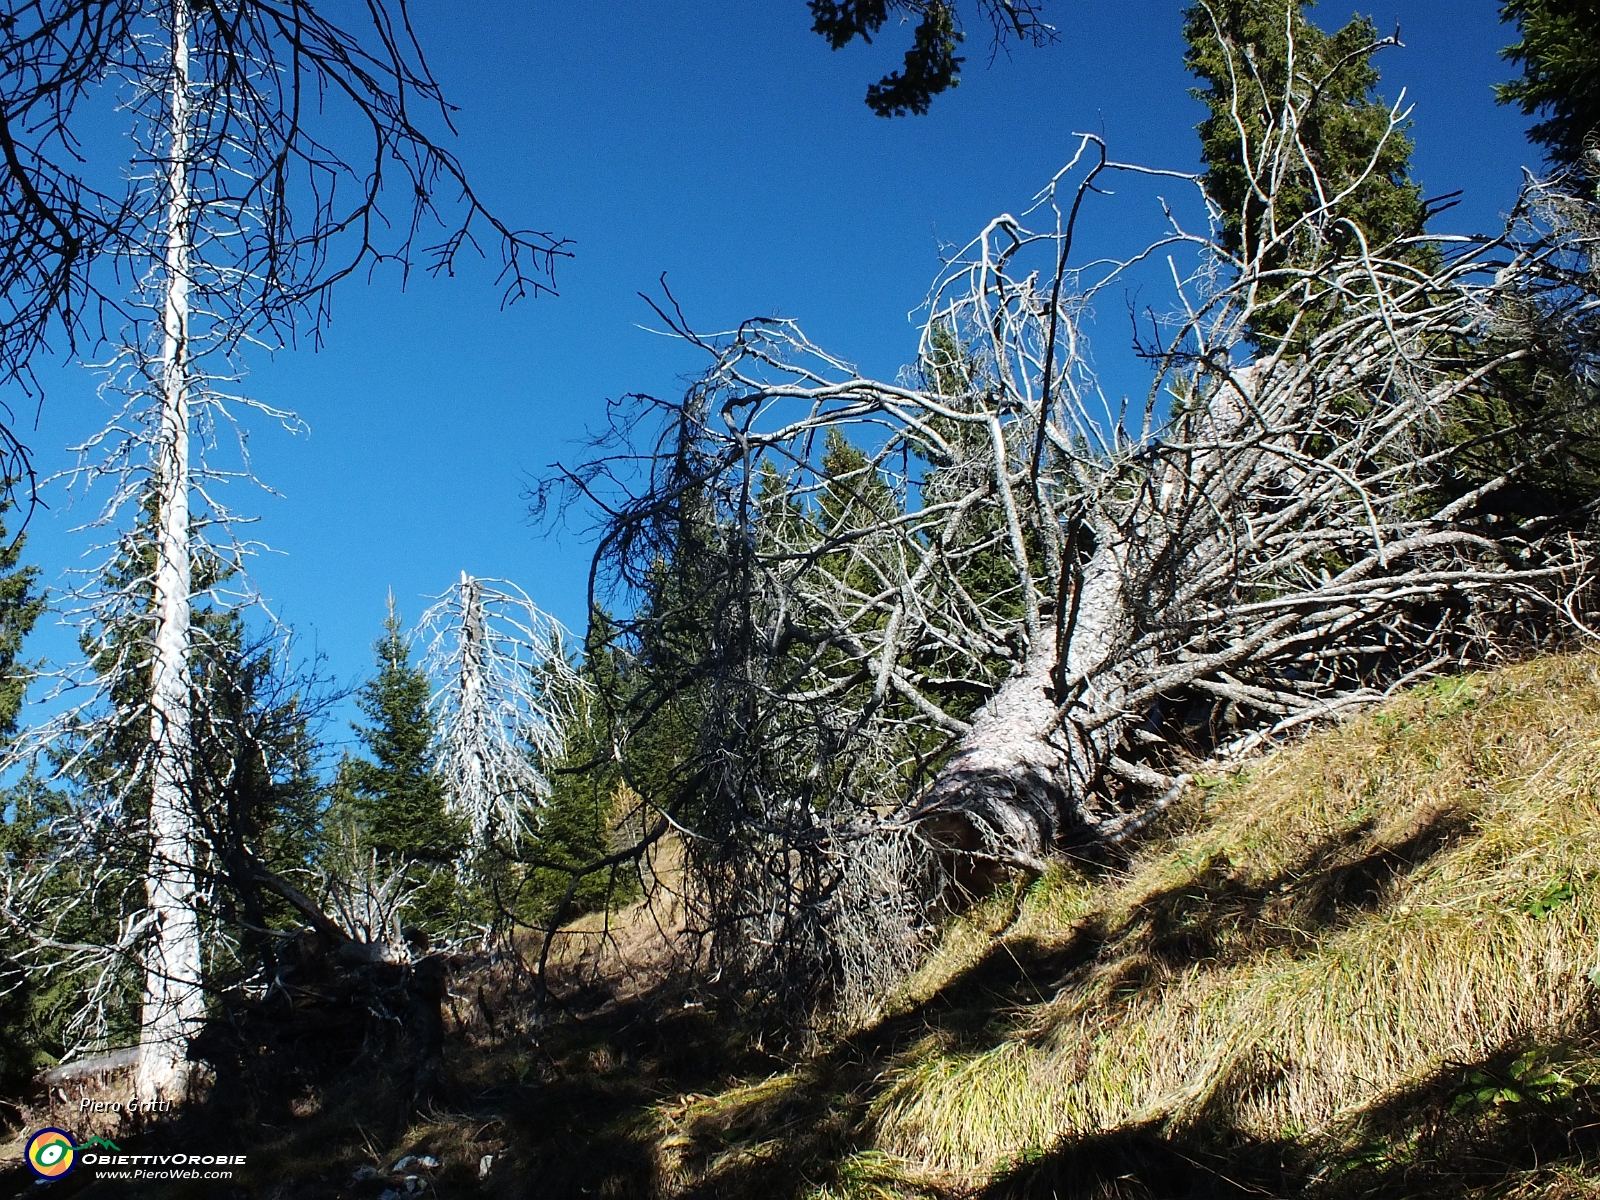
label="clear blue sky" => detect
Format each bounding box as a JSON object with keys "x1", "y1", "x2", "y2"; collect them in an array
[{"x1": 16, "y1": 0, "x2": 1543, "y2": 748}]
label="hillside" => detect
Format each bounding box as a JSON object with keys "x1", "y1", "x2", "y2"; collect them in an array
[{"x1": 6, "y1": 650, "x2": 1600, "y2": 1198}]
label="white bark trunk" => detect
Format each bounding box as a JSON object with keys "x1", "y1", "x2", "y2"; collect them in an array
[
  {"x1": 457, "y1": 574, "x2": 489, "y2": 819},
  {"x1": 911, "y1": 538, "x2": 1138, "y2": 871},
  {"x1": 135, "y1": 0, "x2": 203, "y2": 1104}
]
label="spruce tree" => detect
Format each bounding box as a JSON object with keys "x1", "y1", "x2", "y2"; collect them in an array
[
  {"x1": 519, "y1": 674, "x2": 633, "y2": 925},
  {"x1": 0, "y1": 490, "x2": 46, "y2": 1090},
  {"x1": 189, "y1": 614, "x2": 329, "y2": 958},
  {"x1": 1, "y1": 508, "x2": 328, "y2": 1081},
  {"x1": 1183, "y1": 0, "x2": 1431, "y2": 345},
  {"x1": 1497, "y1": 0, "x2": 1600, "y2": 172},
  {"x1": 334, "y1": 597, "x2": 465, "y2": 932},
  {"x1": 1186, "y1": 6, "x2": 1599, "y2": 533},
  {"x1": 0, "y1": 507, "x2": 42, "y2": 743}
]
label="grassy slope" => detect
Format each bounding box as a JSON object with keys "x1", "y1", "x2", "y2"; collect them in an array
[
  {"x1": 6, "y1": 651, "x2": 1600, "y2": 1199},
  {"x1": 653, "y1": 650, "x2": 1600, "y2": 1199}
]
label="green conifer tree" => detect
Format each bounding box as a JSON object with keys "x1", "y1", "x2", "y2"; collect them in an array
[
  {"x1": 1186, "y1": 6, "x2": 1599, "y2": 547},
  {"x1": 0, "y1": 513, "x2": 42, "y2": 744},
  {"x1": 189, "y1": 614, "x2": 329, "y2": 962},
  {"x1": 1183, "y1": 0, "x2": 1432, "y2": 345},
  {"x1": 1497, "y1": 0, "x2": 1600, "y2": 172},
  {"x1": 517, "y1": 659, "x2": 636, "y2": 926},
  {"x1": 1, "y1": 506, "x2": 328, "y2": 1081},
  {"x1": 0, "y1": 490, "x2": 46, "y2": 1090},
  {"x1": 333, "y1": 597, "x2": 465, "y2": 933}
]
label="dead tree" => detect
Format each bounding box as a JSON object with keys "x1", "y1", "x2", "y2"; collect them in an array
[
  {"x1": 1, "y1": 0, "x2": 558, "y2": 1100},
  {"x1": 416, "y1": 573, "x2": 584, "y2": 846},
  {"x1": 0, "y1": 0, "x2": 565, "y2": 497},
  {"x1": 544, "y1": 71, "x2": 1599, "y2": 1011}
]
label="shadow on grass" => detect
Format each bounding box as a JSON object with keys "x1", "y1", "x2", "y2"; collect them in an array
[
  {"x1": 1318, "y1": 1028, "x2": 1600, "y2": 1200},
  {"x1": 1120, "y1": 804, "x2": 1470, "y2": 975},
  {"x1": 24, "y1": 1024, "x2": 1600, "y2": 1200},
  {"x1": 483, "y1": 805, "x2": 1478, "y2": 1198},
  {"x1": 975, "y1": 1123, "x2": 1304, "y2": 1199},
  {"x1": 0, "y1": 804, "x2": 1495, "y2": 1199},
  {"x1": 979, "y1": 1027, "x2": 1600, "y2": 1200}
]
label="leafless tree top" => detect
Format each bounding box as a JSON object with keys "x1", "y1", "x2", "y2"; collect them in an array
[{"x1": 0, "y1": 0, "x2": 568, "y2": 499}]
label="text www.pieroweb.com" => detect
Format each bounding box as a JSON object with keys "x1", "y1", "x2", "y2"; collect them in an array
[{"x1": 83, "y1": 1152, "x2": 244, "y2": 1181}]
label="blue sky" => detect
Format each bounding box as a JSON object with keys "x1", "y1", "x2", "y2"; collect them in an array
[{"x1": 15, "y1": 0, "x2": 1544, "y2": 748}]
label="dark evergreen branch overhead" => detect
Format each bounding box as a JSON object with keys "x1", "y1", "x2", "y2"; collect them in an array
[
  {"x1": 809, "y1": 0, "x2": 1057, "y2": 116},
  {"x1": 1497, "y1": 0, "x2": 1600, "y2": 170}
]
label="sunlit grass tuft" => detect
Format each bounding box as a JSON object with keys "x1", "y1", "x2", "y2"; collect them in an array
[{"x1": 861, "y1": 652, "x2": 1600, "y2": 1182}]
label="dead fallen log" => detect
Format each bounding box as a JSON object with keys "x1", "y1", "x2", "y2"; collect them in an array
[
  {"x1": 179, "y1": 860, "x2": 452, "y2": 1122},
  {"x1": 37, "y1": 1047, "x2": 139, "y2": 1085},
  {"x1": 911, "y1": 542, "x2": 1169, "y2": 873}
]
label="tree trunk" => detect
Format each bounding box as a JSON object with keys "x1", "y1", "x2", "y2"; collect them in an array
[
  {"x1": 456, "y1": 574, "x2": 490, "y2": 834},
  {"x1": 135, "y1": 0, "x2": 203, "y2": 1104},
  {"x1": 910, "y1": 539, "x2": 1139, "y2": 874}
]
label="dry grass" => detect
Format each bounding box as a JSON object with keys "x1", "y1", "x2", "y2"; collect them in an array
[
  {"x1": 0, "y1": 1063, "x2": 138, "y2": 1162},
  {"x1": 601, "y1": 651, "x2": 1600, "y2": 1198},
  {"x1": 868, "y1": 651, "x2": 1600, "y2": 1182},
  {"x1": 537, "y1": 833, "x2": 698, "y2": 1008}
]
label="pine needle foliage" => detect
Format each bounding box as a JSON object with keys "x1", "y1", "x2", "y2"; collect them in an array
[
  {"x1": 0, "y1": 500, "x2": 41, "y2": 743},
  {"x1": 808, "y1": 0, "x2": 1055, "y2": 117},
  {"x1": 809, "y1": 0, "x2": 965, "y2": 117},
  {"x1": 512, "y1": 631, "x2": 642, "y2": 927},
  {"x1": 1184, "y1": 0, "x2": 1432, "y2": 345},
  {"x1": 1497, "y1": 0, "x2": 1600, "y2": 170},
  {"x1": 0, "y1": 500, "x2": 328, "y2": 1086},
  {"x1": 335, "y1": 599, "x2": 466, "y2": 933},
  {"x1": 0, "y1": 493, "x2": 46, "y2": 1090}
]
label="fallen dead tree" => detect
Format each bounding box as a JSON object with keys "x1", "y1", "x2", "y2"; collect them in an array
[
  {"x1": 36, "y1": 1047, "x2": 140, "y2": 1087},
  {"x1": 190, "y1": 857, "x2": 451, "y2": 1123},
  {"x1": 539, "y1": 42, "x2": 1600, "y2": 1016}
]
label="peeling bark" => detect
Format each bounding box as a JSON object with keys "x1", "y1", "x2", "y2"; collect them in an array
[
  {"x1": 912, "y1": 538, "x2": 1148, "y2": 871},
  {"x1": 38, "y1": 1048, "x2": 140, "y2": 1086},
  {"x1": 911, "y1": 627, "x2": 1064, "y2": 874}
]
